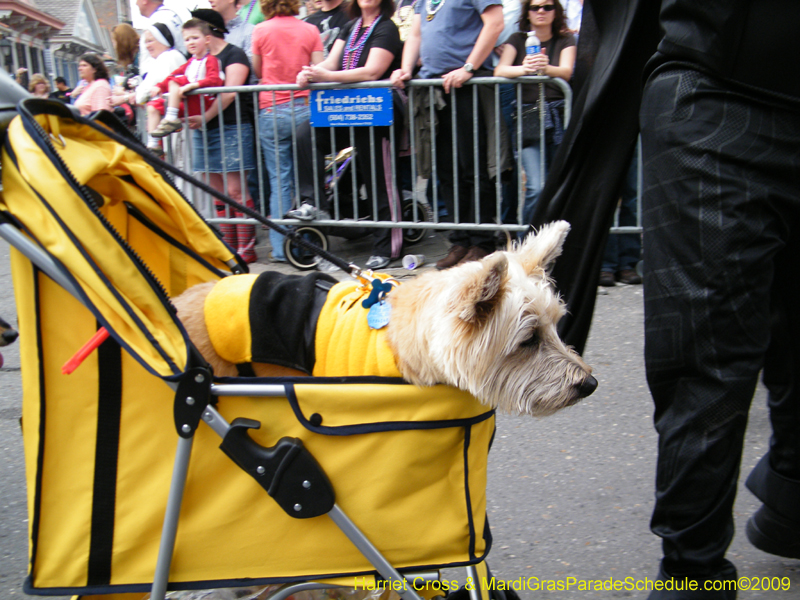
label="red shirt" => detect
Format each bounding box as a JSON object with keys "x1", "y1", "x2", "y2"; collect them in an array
[{"x1": 252, "y1": 16, "x2": 322, "y2": 108}]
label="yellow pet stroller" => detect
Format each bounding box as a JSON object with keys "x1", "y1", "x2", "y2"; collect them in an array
[{"x1": 0, "y1": 95, "x2": 496, "y2": 600}]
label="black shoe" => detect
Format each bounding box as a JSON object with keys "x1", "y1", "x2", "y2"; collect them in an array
[
  {"x1": 599, "y1": 271, "x2": 616, "y2": 287},
  {"x1": 746, "y1": 505, "x2": 800, "y2": 559},
  {"x1": 616, "y1": 268, "x2": 642, "y2": 285}
]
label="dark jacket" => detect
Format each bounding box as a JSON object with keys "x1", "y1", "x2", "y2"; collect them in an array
[{"x1": 648, "y1": 0, "x2": 800, "y2": 102}]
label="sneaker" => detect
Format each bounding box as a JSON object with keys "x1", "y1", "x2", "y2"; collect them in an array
[
  {"x1": 435, "y1": 245, "x2": 468, "y2": 270},
  {"x1": 616, "y1": 268, "x2": 642, "y2": 285},
  {"x1": 151, "y1": 118, "x2": 183, "y2": 138},
  {"x1": 456, "y1": 246, "x2": 492, "y2": 266},
  {"x1": 287, "y1": 203, "x2": 318, "y2": 220},
  {"x1": 365, "y1": 255, "x2": 390, "y2": 270},
  {"x1": 147, "y1": 145, "x2": 165, "y2": 159},
  {"x1": 746, "y1": 505, "x2": 800, "y2": 559},
  {"x1": 599, "y1": 271, "x2": 616, "y2": 287}
]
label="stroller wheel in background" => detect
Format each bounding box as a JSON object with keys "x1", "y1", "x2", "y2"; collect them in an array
[
  {"x1": 401, "y1": 199, "x2": 434, "y2": 245},
  {"x1": 284, "y1": 226, "x2": 328, "y2": 270}
]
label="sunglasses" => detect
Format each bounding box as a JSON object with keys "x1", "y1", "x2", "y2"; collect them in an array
[{"x1": 529, "y1": 4, "x2": 555, "y2": 11}]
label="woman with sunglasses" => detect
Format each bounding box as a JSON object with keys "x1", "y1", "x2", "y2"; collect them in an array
[{"x1": 493, "y1": 0, "x2": 575, "y2": 225}]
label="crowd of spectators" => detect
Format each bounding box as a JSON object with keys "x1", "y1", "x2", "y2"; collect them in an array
[{"x1": 32, "y1": 0, "x2": 585, "y2": 268}]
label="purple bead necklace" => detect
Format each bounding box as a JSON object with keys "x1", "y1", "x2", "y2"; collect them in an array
[{"x1": 343, "y1": 16, "x2": 382, "y2": 70}]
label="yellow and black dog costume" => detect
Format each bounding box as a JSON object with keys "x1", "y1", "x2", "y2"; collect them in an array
[{"x1": 203, "y1": 271, "x2": 402, "y2": 378}]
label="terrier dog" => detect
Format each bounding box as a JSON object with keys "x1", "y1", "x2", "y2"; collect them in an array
[
  {"x1": 0, "y1": 315, "x2": 19, "y2": 370},
  {"x1": 173, "y1": 221, "x2": 596, "y2": 416}
]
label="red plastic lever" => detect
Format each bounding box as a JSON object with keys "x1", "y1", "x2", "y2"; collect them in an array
[{"x1": 62, "y1": 327, "x2": 110, "y2": 374}]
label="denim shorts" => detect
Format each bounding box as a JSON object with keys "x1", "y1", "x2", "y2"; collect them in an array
[{"x1": 192, "y1": 121, "x2": 256, "y2": 173}]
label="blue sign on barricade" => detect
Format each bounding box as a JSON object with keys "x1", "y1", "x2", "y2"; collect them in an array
[{"x1": 309, "y1": 88, "x2": 393, "y2": 127}]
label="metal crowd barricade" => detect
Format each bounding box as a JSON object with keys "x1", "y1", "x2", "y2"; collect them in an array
[{"x1": 141, "y1": 77, "x2": 643, "y2": 247}]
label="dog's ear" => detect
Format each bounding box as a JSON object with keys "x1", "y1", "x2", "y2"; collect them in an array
[
  {"x1": 458, "y1": 254, "x2": 508, "y2": 325},
  {"x1": 516, "y1": 220, "x2": 571, "y2": 275}
]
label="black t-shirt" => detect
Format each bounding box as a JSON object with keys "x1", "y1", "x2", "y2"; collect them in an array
[
  {"x1": 305, "y1": 4, "x2": 352, "y2": 57},
  {"x1": 508, "y1": 31, "x2": 576, "y2": 103},
  {"x1": 209, "y1": 42, "x2": 254, "y2": 130},
  {"x1": 335, "y1": 17, "x2": 402, "y2": 78},
  {"x1": 49, "y1": 89, "x2": 71, "y2": 103}
]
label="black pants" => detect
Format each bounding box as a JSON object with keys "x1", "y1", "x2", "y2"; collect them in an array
[
  {"x1": 640, "y1": 67, "x2": 800, "y2": 579},
  {"x1": 435, "y1": 85, "x2": 496, "y2": 251},
  {"x1": 295, "y1": 121, "x2": 403, "y2": 258}
]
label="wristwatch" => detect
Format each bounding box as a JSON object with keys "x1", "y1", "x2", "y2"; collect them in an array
[{"x1": 463, "y1": 62, "x2": 474, "y2": 73}]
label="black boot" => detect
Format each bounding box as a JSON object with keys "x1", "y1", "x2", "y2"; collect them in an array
[{"x1": 746, "y1": 505, "x2": 800, "y2": 559}]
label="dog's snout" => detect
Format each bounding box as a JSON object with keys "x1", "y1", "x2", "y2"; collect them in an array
[
  {"x1": 1, "y1": 329, "x2": 18, "y2": 346},
  {"x1": 577, "y1": 375, "x2": 597, "y2": 398}
]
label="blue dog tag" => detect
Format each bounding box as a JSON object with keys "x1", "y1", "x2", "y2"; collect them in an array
[{"x1": 367, "y1": 300, "x2": 392, "y2": 330}]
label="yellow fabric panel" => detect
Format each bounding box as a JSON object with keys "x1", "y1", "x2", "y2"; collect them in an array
[
  {"x1": 110, "y1": 352, "x2": 175, "y2": 584},
  {"x1": 1, "y1": 112, "x2": 234, "y2": 379},
  {"x1": 313, "y1": 279, "x2": 402, "y2": 378},
  {"x1": 204, "y1": 274, "x2": 258, "y2": 364},
  {"x1": 1, "y1": 119, "x2": 186, "y2": 377},
  {"x1": 11, "y1": 251, "x2": 42, "y2": 562},
  {"x1": 32, "y1": 276, "x2": 100, "y2": 588},
  {"x1": 21, "y1": 372, "x2": 493, "y2": 590},
  {"x1": 292, "y1": 383, "x2": 487, "y2": 426},
  {"x1": 47, "y1": 116, "x2": 230, "y2": 267}
]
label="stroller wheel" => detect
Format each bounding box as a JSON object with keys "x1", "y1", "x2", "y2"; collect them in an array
[
  {"x1": 284, "y1": 226, "x2": 328, "y2": 270},
  {"x1": 402, "y1": 199, "x2": 434, "y2": 245}
]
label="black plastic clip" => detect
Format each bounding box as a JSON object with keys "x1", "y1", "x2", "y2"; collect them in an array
[
  {"x1": 173, "y1": 366, "x2": 213, "y2": 438},
  {"x1": 220, "y1": 418, "x2": 335, "y2": 518}
]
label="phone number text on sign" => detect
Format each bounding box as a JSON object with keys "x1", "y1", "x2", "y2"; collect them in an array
[{"x1": 310, "y1": 88, "x2": 394, "y2": 127}]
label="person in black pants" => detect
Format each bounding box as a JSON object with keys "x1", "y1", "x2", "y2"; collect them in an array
[
  {"x1": 640, "y1": 1, "x2": 800, "y2": 597},
  {"x1": 295, "y1": 0, "x2": 405, "y2": 269},
  {"x1": 390, "y1": 0, "x2": 504, "y2": 270}
]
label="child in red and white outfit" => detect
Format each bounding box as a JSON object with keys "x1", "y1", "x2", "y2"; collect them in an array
[{"x1": 145, "y1": 18, "x2": 223, "y2": 155}]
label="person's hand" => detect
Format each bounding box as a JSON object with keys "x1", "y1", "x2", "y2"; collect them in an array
[
  {"x1": 179, "y1": 83, "x2": 197, "y2": 97},
  {"x1": 187, "y1": 115, "x2": 203, "y2": 130},
  {"x1": 390, "y1": 68, "x2": 412, "y2": 90},
  {"x1": 297, "y1": 66, "x2": 313, "y2": 88},
  {"x1": 306, "y1": 64, "x2": 332, "y2": 83},
  {"x1": 522, "y1": 51, "x2": 548, "y2": 74},
  {"x1": 150, "y1": 87, "x2": 162, "y2": 100},
  {"x1": 442, "y1": 66, "x2": 472, "y2": 93}
]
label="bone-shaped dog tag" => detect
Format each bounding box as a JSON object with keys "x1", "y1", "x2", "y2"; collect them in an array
[{"x1": 367, "y1": 300, "x2": 391, "y2": 330}]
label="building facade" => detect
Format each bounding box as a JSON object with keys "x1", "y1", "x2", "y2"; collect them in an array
[{"x1": 0, "y1": 0, "x2": 127, "y2": 89}]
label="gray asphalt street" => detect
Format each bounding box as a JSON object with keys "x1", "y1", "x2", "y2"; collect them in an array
[{"x1": 1, "y1": 230, "x2": 798, "y2": 599}]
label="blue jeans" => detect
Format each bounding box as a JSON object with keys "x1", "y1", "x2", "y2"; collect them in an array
[
  {"x1": 498, "y1": 84, "x2": 519, "y2": 224},
  {"x1": 520, "y1": 138, "x2": 557, "y2": 226},
  {"x1": 258, "y1": 100, "x2": 309, "y2": 260},
  {"x1": 601, "y1": 155, "x2": 641, "y2": 272}
]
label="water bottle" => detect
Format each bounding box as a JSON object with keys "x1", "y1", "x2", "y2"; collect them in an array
[
  {"x1": 525, "y1": 30, "x2": 542, "y2": 75},
  {"x1": 525, "y1": 30, "x2": 541, "y2": 56}
]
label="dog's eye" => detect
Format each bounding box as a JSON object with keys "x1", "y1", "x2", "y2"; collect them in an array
[{"x1": 520, "y1": 331, "x2": 540, "y2": 349}]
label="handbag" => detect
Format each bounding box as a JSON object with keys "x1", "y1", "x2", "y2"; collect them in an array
[
  {"x1": 513, "y1": 102, "x2": 541, "y2": 146},
  {"x1": 513, "y1": 101, "x2": 560, "y2": 147}
]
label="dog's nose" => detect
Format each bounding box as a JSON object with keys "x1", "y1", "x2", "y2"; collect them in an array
[
  {"x1": 577, "y1": 375, "x2": 597, "y2": 398},
  {"x1": 1, "y1": 329, "x2": 18, "y2": 345}
]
